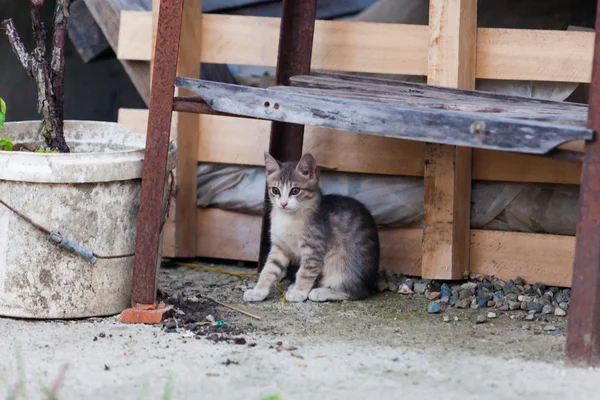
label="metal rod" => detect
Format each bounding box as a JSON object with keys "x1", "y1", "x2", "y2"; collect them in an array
[
  {"x1": 566, "y1": 0, "x2": 600, "y2": 367},
  {"x1": 131, "y1": 0, "x2": 184, "y2": 305},
  {"x1": 258, "y1": 0, "x2": 318, "y2": 270}
]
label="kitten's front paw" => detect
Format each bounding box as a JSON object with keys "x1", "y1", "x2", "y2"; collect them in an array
[
  {"x1": 285, "y1": 289, "x2": 308, "y2": 303},
  {"x1": 243, "y1": 288, "x2": 269, "y2": 302}
]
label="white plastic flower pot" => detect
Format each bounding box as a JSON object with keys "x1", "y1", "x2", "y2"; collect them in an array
[{"x1": 0, "y1": 120, "x2": 177, "y2": 319}]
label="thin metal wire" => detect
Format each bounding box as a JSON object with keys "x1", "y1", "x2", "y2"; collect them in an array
[{"x1": 0, "y1": 171, "x2": 175, "y2": 261}]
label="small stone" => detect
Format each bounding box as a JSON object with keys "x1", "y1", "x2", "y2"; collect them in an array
[
  {"x1": 387, "y1": 282, "x2": 399, "y2": 292},
  {"x1": 448, "y1": 297, "x2": 457, "y2": 307},
  {"x1": 559, "y1": 302, "x2": 569, "y2": 311},
  {"x1": 404, "y1": 279, "x2": 414, "y2": 290},
  {"x1": 542, "y1": 305, "x2": 553, "y2": 314},
  {"x1": 549, "y1": 287, "x2": 560, "y2": 294},
  {"x1": 487, "y1": 301, "x2": 496, "y2": 308},
  {"x1": 493, "y1": 292, "x2": 504, "y2": 303},
  {"x1": 509, "y1": 301, "x2": 521, "y2": 311},
  {"x1": 487, "y1": 312, "x2": 497, "y2": 319},
  {"x1": 522, "y1": 324, "x2": 531, "y2": 330},
  {"x1": 188, "y1": 296, "x2": 199, "y2": 303},
  {"x1": 520, "y1": 301, "x2": 531, "y2": 311},
  {"x1": 506, "y1": 293, "x2": 518, "y2": 302},
  {"x1": 428, "y1": 291, "x2": 441, "y2": 301},
  {"x1": 529, "y1": 303, "x2": 544, "y2": 313},
  {"x1": 514, "y1": 276, "x2": 524, "y2": 286},
  {"x1": 414, "y1": 283, "x2": 427, "y2": 294},
  {"x1": 376, "y1": 279, "x2": 388, "y2": 292},
  {"x1": 454, "y1": 316, "x2": 459, "y2": 321},
  {"x1": 476, "y1": 315, "x2": 487, "y2": 324},
  {"x1": 492, "y1": 279, "x2": 506, "y2": 292},
  {"x1": 554, "y1": 307, "x2": 567, "y2": 317},
  {"x1": 532, "y1": 282, "x2": 546, "y2": 293},
  {"x1": 497, "y1": 302, "x2": 509, "y2": 312},
  {"x1": 206, "y1": 315, "x2": 216, "y2": 323},
  {"x1": 459, "y1": 289, "x2": 472, "y2": 300},
  {"x1": 398, "y1": 284, "x2": 414, "y2": 295},
  {"x1": 427, "y1": 301, "x2": 441, "y2": 313},
  {"x1": 518, "y1": 295, "x2": 525, "y2": 302},
  {"x1": 556, "y1": 291, "x2": 570, "y2": 304},
  {"x1": 476, "y1": 296, "x2": 490, "y2": 307},
  {"x1": 443, "y1": 315, "x2": 451, "y2": 323},
  {"x1": 457, "y1": 298, "x2": 470, "y2": 309},
  {"x1": 440, "y1": 283, "x2": 452, "y2": 299},
  {"x1": 461, "y1": 282, "x2": 477, "y2": 291},
  {"x1": 525, "y1": 312, "x2": 536, "y2": 321},
  {"x1": 543, "y1": 325, "x2": 557, "y2": 332}
]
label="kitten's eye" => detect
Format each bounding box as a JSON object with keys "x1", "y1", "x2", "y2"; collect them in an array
[
  {"x1": 271, "y1": 187, "x2": 280, "y2": 196},
  {"x1": 290, "y1": 187, "x2": 301, "y2": 196}
]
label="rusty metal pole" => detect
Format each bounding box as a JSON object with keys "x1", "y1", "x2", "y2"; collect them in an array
[
  {"x1": 121, "y1": 0, "x2": 184, "y2": 323},
  {"x1": 566, "y1": 0, "x2": 600, "y2": 367},
  {"x1": 258, "y1": 0, "x2": 318, "y2": 269}
]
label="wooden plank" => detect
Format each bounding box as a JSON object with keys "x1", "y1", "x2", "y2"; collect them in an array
[
  {"x1": 118, "y1": 108, "x2": 584, "y2": 185},
  {"x1": 470, "y1": 230, "x2": 574, "y2": 288},
  {"x1": 193, "y1": 208, "x2": 575, "y2": 288},
  {"x1": 118, "y1": 11, "x2": 151, "y2": 61},
  {"x1": 67, "y1": 0, "x2": 111, "y2": 63},
  {"x1": 477, "y1": 28, "x2": 594, "y2": 83},
  {"x1": 116, "y1": 12, "x2": 594, "y2": 83},
  {"x1": 83, "y1": 0, "x2": 151, "y2": 103},
  {"x1": 287, "y1": 73, "x2": 588, "y2": 127},
  {"x1": 421, "y1": 0, "x2": 477, "y2": 281},
  {"x1": 171, "y1": 0, "x2": 203, "y2": 258},
  {"x1": 117, "y1": 12, "x2": 429, "y2": 76},
  {"x1": 175, "y1": 77, "x2": 593, "y2": 154}
]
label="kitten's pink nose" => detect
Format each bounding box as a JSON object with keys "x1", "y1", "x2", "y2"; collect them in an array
[{"x1": 280, "y1": 200, "x2": 288, "y2": 208}]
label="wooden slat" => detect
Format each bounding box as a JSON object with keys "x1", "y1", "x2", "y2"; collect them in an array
[
  {"x1": 117, "y1": 12, "x2": 429, "y2": 75},
  {"x1": 421, "y1": 0, "x2": 477, "y2": 280},
  {"x1": 171, "y1": 0, "x2": 203, "y2": 258},
  {"x1": 194, "y1": 208, "x2": 575, "y2": 288},
  {"x1": 477, "y1": 28, "x2": 594, "y2": 83},
  {"x1": 175, "y1": 78, "x2": 592, "y2": 154},
  {"x1": 116, "y1": 12, "x2": 594, "y2": 83},
  {"x1": 67, "y1": 0, "x2": 111, "y2": 63},
  {"x1": 118, "y1": 108, "x2": 583, "y2": 184}
]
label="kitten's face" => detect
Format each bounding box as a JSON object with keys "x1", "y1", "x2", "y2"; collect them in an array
[{"x1": 264, "y1": 152, "x2": 320, "y2": 213}]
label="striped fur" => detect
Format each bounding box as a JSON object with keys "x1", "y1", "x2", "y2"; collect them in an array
[{"x1": 243, "y1": 152, "x2": 380, "y2": 303}]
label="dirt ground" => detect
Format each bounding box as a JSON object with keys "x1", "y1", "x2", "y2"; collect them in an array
[{"x1": 2, "y1": 262, "x2": 600, "y2": 400}]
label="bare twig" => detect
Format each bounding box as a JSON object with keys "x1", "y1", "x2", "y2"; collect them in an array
[
  {"x1": 201, "y1": 294, "x2": 263, "y2": 320},
  {"x1": 30, "y1": 0, "x2": 47, "y2": 63},
  {"x1": 50, "y1": 0, "x2": 70, "y2": 146},
  {"x1": 1, "y1": 1, "x2": 71, "y2": 153},
  {"x1": 1, "y1": 19, "x2": 36, "y2": 76}
]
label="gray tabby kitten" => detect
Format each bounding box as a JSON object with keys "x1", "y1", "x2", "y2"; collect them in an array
[{"x1": 243, "y1": 152, "x2": 380, "y2": 303}]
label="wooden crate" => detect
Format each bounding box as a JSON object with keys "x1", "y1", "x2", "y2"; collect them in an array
[{"x1": 115, "y1": 1, "x2": 592, "y2": 287}]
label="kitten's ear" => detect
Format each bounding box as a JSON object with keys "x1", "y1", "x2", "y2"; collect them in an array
[
  {"x1": 296, "y1": 153, "x2": 317, "y2": 178},
  {"x1": 264, "y1": 152, "x2": 281, "y2": 175}
]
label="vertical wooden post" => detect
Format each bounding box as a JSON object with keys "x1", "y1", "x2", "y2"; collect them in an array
[
  {"x1": 566, "y1": 0, "x2": 600, "y2": 368},
  {"x1": 258, "y1": 0, "x2": 318, "y2": 269},
  {"x1": 421, "y1": 0, "x2": 477, "y2": 280},
  {"x1": 152, "y1": 0, "x2": 202, "y2": 258}
]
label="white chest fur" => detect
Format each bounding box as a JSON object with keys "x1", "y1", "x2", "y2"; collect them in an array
[{"x1": 270, "y1": 211, "x2": 306, "y2": 258}]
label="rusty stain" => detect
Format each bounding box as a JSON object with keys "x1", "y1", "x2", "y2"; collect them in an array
[
  {"x1": 130, "y1": 0, "x2": 184, "y2": 306},
  {"x1": 264, "y1": 101, "x2": 270, "y2": 107},
  {"x1": 274, "y1": 103, "x2": 280, "y2": 110},
  {"x1": 566, "y1": 0, "x2": 600, "y2": 367},
  {"x1": 258, "y1": 0, "x2": 318, "y2": 270}
]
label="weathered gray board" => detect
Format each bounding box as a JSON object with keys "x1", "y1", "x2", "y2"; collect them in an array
[{"x1": 174, "y1": 76, "x2": 593, "y2": 154}]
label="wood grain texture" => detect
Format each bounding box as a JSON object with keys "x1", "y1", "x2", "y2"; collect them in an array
[
  {"x1": 175, "y1": 78, "x2": 592, "y2": 154},
  {"x1": 171, "y1": 0, "x2": 203, "y2": 258},
  {"x1": 118, "y1": 108, "x2": 584, "y2": 184},
  {"x1": 192, "y1": 208, "x2": 575, "y2": 288},
  {"x1": 116, "y1": 12, "x2": 594, "y2": 83},
  {"x1": 421, "y1": 0, "x2": 477, "y2": 280},
  {"x1": 83, "y1": 0, "x2": 151, "y2": 103}
]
